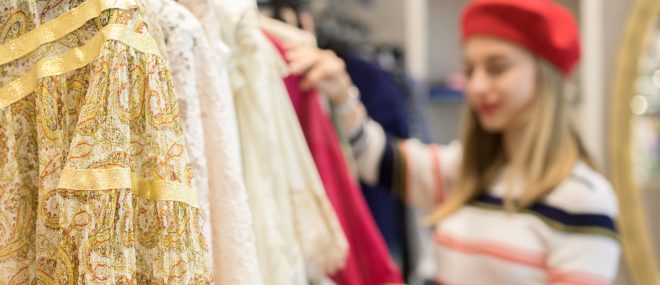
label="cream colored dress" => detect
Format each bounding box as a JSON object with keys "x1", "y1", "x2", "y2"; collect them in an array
[
  {"x1": 149, "y1": 0, "x2": 264, "y2": 283},
  {"x1": 211, "y1": 0, "x2": 349, "y2": 283}
]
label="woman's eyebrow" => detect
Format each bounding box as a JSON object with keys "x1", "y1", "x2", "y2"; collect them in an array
[{"x1": 484, "y1": 55, "x2": 510, "y2": 64}]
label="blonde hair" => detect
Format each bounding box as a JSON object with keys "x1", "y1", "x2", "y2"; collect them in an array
[{"x1": 424, "y1": 59, "x2": 593, "y2": 224}]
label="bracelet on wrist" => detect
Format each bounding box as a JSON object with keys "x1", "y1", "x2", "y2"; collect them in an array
[{"x1": 333, "y1": 86, "x2": 361, "y2": 114}]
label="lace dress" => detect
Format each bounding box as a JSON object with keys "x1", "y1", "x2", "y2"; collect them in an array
[
  {"x1": 146, "y1": 0, "x2": 263, "y2": 283},
  {"x1": 142, "y1": 0, "x2": 213, "y2": 262},
  {"x1": 210, "y1": 0, "x2": 349, "y2": 283},
  {"x1": 0, "y1": 0, "x2": 212, "y2": 283}
]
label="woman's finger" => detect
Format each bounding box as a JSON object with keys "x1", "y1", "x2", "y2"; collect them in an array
[
  {"x1": 288, "y1": 53, "x2": 319, "y2": 74},
  {"x1": 285, "y1": 46, "x2": 322, "y2": 74},
  {"x1": 300, "y1": 63, "x2": 327, "y2": 91}
]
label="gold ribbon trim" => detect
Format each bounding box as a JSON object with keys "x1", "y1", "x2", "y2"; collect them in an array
[
  {"x1": 0, "y1": 0, "x2": 138, "y2": 65},
  {"x1": 0, "y1": 24, "x2": 162, "y2": 110},
  {"x1": 58, "y1": 167, "x2": 200, "y2": 208},
  {"x1": 133, "y1": 179, "x2": 200, "y2": 209},
  {"x1": 58, "y1": 168, "x2": 132, "y2": 189}
]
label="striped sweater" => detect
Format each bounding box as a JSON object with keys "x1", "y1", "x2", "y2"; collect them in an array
[{"x1": 340, "y1": 105, "x2": 621, "y2": 285}]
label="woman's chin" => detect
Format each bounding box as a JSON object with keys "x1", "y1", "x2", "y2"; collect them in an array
[{"x1": 478, "y1": 119, "x2": 505, "y2": 133}]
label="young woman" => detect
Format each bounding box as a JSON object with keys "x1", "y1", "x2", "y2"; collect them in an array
[{"x1": 286, "y1": 0, "x2": 621, "y2": 284}]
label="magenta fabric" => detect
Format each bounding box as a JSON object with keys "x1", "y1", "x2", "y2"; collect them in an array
[{"x1": 266, "y1": 32, "x2": 403, "y2": 285}]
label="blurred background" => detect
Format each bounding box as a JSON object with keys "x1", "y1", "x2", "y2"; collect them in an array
[{"x1": 260, "y1": 0, "x2": 660, "y2": 284}]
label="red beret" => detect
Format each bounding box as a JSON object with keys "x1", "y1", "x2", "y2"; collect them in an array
[{"x1": 461, "y1": 0, "x2": 581, "y2": 75}]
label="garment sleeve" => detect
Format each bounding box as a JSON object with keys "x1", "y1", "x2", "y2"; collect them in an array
[
  {"x1": 544, "y1": 179, "x2": 621, "y2": 285},
  {"x1": 337, "y1": 103, "x2": 461, "y2": 212},
  {"x1": 545, "y1": 233, "x2": 620, "y2": 285}
]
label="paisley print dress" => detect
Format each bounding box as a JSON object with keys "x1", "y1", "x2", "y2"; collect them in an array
[{"x1": 0, "y1": 0, "x2": 212, "y2": 283}]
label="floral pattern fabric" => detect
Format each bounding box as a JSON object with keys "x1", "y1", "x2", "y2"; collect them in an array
[{"x1": 0, "y1": 1, "x2": 212, "y2": 283}]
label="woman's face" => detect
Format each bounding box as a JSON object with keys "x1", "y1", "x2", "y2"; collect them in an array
[{"x1": 463, "y1": 36, "x2": 538, "y2": 133}]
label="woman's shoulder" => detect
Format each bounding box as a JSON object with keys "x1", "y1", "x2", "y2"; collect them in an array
[{"x1": 543, "y1": 161, "x2": 618, "y2": 218}]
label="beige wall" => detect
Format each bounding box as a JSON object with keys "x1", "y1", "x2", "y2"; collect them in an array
[
  {"x1": 427, "y1": 0, "x2": 467, "y2": 82},
  {"x1": 349, "y1": 0, "x2": 406, "y2": 45}
]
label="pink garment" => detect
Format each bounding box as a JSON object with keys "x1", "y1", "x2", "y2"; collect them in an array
[{"x1": 266, "y1": 33, "x2": 403, "y2": 285}]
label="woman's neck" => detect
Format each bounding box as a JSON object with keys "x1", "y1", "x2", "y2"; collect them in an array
[{"x1": 503, "y1": 125, "x2": 524, "y2": 162}]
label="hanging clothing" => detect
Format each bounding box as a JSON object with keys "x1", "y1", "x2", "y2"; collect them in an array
[
  {"x1": 142, "y1": 0, "x2": 213, "y2": 258},
  {"x1": 211, "y1": 1, "x2": 348, "y2": 283},
  {"x1": 371, "y1": 48, "x2": 435, "y2": 143},
  {"x1": 343, "y1": 52, "x2": 413, "y2": 275},
  {"x1": 336, "y1": 104, "x2": 622, "y2": 284},
  {"x1": 267, "y1": 33, "x2": 404, "y2": 285},
  {"x1": 0, "y1": 0, "x2": 212, "y2": 283},
  {"x1": 346, "y1": 51, "x2": 452, "y2": 283},
  {"x1": 140, "y1": 1, "x2": 263, "y2": 284}
]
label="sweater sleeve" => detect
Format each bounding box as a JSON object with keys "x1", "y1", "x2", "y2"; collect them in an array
[
  {"x1": 337, "y1": 103, "x2": 461, "y2": 212},
  {"x1": 543, "y1": 168, "x2": 621, "y2": 285}
]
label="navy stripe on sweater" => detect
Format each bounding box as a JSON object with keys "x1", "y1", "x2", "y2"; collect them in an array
[{"x1": 472, "y1": 194, "x2": 617, "y2": 233}]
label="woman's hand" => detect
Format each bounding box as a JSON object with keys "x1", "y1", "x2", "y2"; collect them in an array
[{"x1": 284, "y1": 43, "x2": 354, "y2": 105}]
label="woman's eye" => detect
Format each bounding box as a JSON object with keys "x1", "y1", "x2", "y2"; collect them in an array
[
  {"x1": 486, "y1": 64, "x2": 509, "y2": 76},
  {"x1": 464, "y1": 67, "x2": 474, "y2": 77}
]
